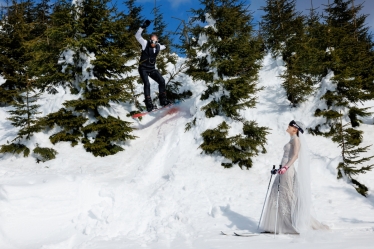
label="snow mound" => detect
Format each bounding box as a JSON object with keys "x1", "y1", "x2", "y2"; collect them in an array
[{"x1": 0, "y1": 55, "x2": 374, "y2": 249}]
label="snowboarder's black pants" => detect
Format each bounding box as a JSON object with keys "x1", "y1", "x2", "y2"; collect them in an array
[{"x1": 138, "y1": 67, "x2": 165, "y2": 97}]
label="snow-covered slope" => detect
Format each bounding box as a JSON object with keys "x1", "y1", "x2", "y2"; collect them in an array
[{"x1": 0, "y1": 55, "x2": 374, "y2": 249}]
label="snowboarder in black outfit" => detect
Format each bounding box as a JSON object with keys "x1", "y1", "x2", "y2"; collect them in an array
[{"x1": 136, "y1": 20, "x2": 171, "y2": 112}]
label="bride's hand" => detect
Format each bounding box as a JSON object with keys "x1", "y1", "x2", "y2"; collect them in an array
[{"x1": 278, "y1": 165, "x2": 289, "y2": 174}]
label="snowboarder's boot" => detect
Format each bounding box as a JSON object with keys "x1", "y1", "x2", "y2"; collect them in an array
[
  {"x1": 144, "y1": 96, "x2": 156, "y2": 112},
  {"x1": 159, "y1": 92, "x2": 172, "y2": 106}
]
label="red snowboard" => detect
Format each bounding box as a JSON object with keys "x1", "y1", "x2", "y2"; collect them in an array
[{"x1": 131, "y1": 103, "x2": 178, "y2": 119}]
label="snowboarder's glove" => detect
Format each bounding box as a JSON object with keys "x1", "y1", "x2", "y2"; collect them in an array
[
  {"x1": 270, "y1": 168, "x2": 278, "y2": 175},
  {"x1": 278, "y1": 165, "x2": 289, "y2": 175},
  {"x1": 141, "y1": 20, "x2": 151, "y2": 29}
]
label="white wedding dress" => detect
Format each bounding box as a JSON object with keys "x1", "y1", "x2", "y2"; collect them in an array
[{"x1": 259, "y1": 134, "x2": 328, "y2": 234}]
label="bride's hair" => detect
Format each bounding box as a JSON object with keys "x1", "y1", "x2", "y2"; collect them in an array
[{"x1": 289, "y1": 120, "x2": 305, "y2": 137}]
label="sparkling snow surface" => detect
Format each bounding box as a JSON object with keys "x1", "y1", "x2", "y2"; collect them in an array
[{"x1": 1, "y1": 54, "x2": 374, "y2": 249}]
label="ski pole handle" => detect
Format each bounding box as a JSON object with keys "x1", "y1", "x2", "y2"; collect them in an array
[
  {"x1": 276, "y1": 165, "x2": 282, "y2": 174},
  {"x1": 270, "y1": 165, "x2": 277, "y2": 175}
]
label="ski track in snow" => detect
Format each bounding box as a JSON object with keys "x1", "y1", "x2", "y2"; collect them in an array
[{"x1": 1, "y1": 54, "x2": 374, "y2": 248}]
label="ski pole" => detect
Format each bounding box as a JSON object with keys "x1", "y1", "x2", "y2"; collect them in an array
[
  {"x1": 257, "y1": 165, "x2": 276, "y2": 230},
  {"x1": 274, "y1": 165, "x2": 282, "y2": 238}
]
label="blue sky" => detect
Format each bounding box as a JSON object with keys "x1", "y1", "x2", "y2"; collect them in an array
[
  {"x1": 118, "y1": 0, "x2": 374, "y2": 51},
  {"x1": 128, "y1": 0, "x2": 195, "y2": 45}
]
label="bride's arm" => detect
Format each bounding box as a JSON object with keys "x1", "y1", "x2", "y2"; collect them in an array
[
  {"x1": 285, "y1": 137, "x2": 301, "y2": 167},
  {"x1": 278, "y1": 137, "x2": 300, "y2": 174}
]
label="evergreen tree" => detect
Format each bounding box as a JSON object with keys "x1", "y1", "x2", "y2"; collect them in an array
[
  {"x1": 0, "y1": 0, "x2": 34, "y2": 105},
  {"x1": 174, "y1": 15, "x2": 193, "y2": 55},
  {"x1": 0, "y1": 0, "x2": 50, "y2": 99},
  {"x1": 7, "y1": 78, "x2": 43, "y2": 141},
  {"x1": 200, "y1": 121, "x2": 269, "y2": 169},
  {"x1": 312, "y1": 0, "x2": 374, "y2": 133},
  {"x1": 0, "y1": 76, "x2": 45, "y2": 158},
  {"x1": 283, "y1": 3, "x2": 327, "y2": 105},
  {"x1": 280, "y1": 51, "x2": 315, "y2": 106},
  {"x1": 123, "y1": 0, "x2": 144, "y2": 34},
  {"x1": 33, "y1": 144, "x2": 58, "y2": 163},
  {"x1": 310, "y1": 0, "x2": 374, "y2": 196},
  {"x1": 27, "y1": 0, "x2": 72, "y2": 93},
  {"x1": 30, "y1": 0, "x2": 51, "y2": 38},
  {"x1": 41, "y1": 108, "x2": 88, "y2": 147},
  {"x1": 260, "y1": 0, "x2": 303, "y2": 58},
  {"x1": 261, "y1": 0, "x2": 320, "y2": 106},
  {"x1": 334, "y1": 116, "x2": 373, "y2": 196},
  {"x1": 185, "y1": 0, "x2": 269, "y2": 169},
  {"x1": 24, "y1": 0, "x2": 80, "y2": 149},
  {"x1": 0, "y1": 143, "x2": 30, "y2": 157},
  {"x1": 302, "y1": 2, "x2": 328, "y2": 80},
  {"x1": 0, "y1": 1, "x2": 63, "y2": 163},
  {"x1": 36, "y1": 0, "x2": 137, "y2": 156},
  {"x1": 162, "y1": 60, "x2": 193, "y2": 103}
]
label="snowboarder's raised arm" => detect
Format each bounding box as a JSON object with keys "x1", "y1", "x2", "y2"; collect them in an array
[
  {"x1": 135, "y1": 20, "x2": 151, "y2": 50},
  {"x1": 135, "y1": 28, "x2": 147, "y2": 50},
  {"x1": 159, "y1": 44, "x2": 166, "y2": 51}
]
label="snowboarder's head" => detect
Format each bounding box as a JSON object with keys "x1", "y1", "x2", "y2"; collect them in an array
[
  {"x1": 150, "y1": 34, "x2": 158, "y2": 48},
  {"x1": 287, "y1": 120, "x2": 304, "y2": 137}
]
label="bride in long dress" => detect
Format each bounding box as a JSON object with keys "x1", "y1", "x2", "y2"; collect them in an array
[{"x1": 259, "y1": 120, "x2": 328, "y2": 234}]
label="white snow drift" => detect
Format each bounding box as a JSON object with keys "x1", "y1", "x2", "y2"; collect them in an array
[{"x1": 0, "y1": 54, "x2": 374, "y2": 249}]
